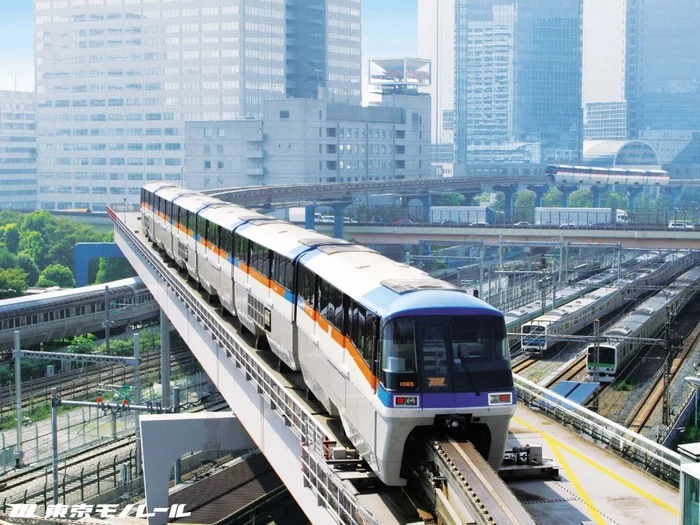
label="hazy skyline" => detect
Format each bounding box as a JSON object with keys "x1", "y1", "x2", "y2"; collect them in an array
[{"x1": 0, "y1": 0, "x2": 418, "y2": 92}]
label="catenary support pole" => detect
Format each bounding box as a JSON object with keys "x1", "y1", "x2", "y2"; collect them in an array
[
  {"x1": 14, "y1": 331, "x2": 22, "y2": 468},
  {"x1": 160, "y1": 311, "x2": 170, "y2": 409}
]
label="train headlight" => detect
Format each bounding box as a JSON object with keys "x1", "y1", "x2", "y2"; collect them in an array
[
  {"x1": 393, "y1": 395, "x2": 419, "y2": 407},
  {"x1": 488, "y1": 392, "x2": 513, "y2": 406}
]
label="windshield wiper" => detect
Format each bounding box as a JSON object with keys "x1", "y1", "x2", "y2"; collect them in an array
[{"x1": 456, "y1": 348, "x2": 480, "y2": 396}]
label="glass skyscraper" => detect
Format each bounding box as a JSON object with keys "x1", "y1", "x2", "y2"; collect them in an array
[
  {"x1": 0, "y1": 90, "x2": 37, "y2": 210},
  {"x1": 34, "y1": 0, "x2": 361, "y2": 211},
  {"x1": 454, "y1": 0, "x2": 583, "y2": 164}
]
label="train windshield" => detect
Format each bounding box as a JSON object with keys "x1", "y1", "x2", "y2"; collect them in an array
[
  {"x1": 522, "y1": 324, "x2": 545, "y2": 346},
  {"x1": 380, "y1": 315, "x2": 512, "y2": 393},
  {"x1": 587, "y1": 345, "x2": 615, "y2": 367}
]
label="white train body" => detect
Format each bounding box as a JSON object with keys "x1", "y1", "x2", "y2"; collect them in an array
[
  {"x1": 520, "y1": 251, "x2": 700, "y2": 354},
  {"x1": 140, "y1": 183, "x2": 517, "y2": 486},
  {"x1": 587, "y1": 266, "x2": 700, "y2": 382},
  {"x1": 545, "y1": 165, "x2": 670, "y2": 187}
]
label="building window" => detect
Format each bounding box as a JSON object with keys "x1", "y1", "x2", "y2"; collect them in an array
[
  {"x1": 327, "y1": 144, "x2": 336, "y2": 154},
  {"x1": 217, "y1": 145, "x2": 223, "y2": 154},
  {"x1": 396, "y1": 130, "x2": 405, "y2": 139},
  {"x1": 204, "y1": 161, "x2": 211, "y2": 169},
  {"x1": 326, "y1": 127, "x2": 336, "y2": 138},
  {"x1": 217, "y1": 161, "x2": 224, "y2": 169},
  {"x1": 280, "y1": 110, "x2": 289, "y2": 119},
  {"x1": 326, "y1": 161, "x2": 337, "y2": 171},
  {"x1": 396, "y1": 160, "x2": 405, "y2": 169}
]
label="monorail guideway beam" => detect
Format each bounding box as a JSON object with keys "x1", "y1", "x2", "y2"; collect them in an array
[{"x1": 109, "y1": 210, "x2": 376, "y2": 525}]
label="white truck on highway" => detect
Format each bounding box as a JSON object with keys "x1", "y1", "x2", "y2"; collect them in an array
[
  {"x1": 535, "y1": 207, "x2": 630, "y2": 227},
  {"x1": 430, "y1": 206, "x2": 493, "y2": 224}
]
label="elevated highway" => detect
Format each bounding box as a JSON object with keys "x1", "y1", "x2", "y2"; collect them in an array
[{"x1": 320, "y1": 223, "x2": 700, "y2": 250}]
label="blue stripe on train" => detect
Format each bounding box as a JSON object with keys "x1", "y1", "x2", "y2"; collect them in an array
[{"x1": 377, "y1": 384, "x2": 516, "y2": 409}]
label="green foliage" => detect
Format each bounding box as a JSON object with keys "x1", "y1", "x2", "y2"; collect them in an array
[
  {"x1": 0, "y1": 268, "x2": 28, "y2": 298},
  {"x1": 3, "y1": 224, "x2": 20, "y2": 253},
  {"x1": 19, "y1": 230, "x2": 46, "y2": 268},
  {"x1": 37, "y1": 264, "x2": 76, "y2": 288},
  {"x1": 513, "y1": 190, "x2": 535, "y2": 222},
  {"x1": 568, "y1": 189, "x2": 593, "y2": 208},
  {"x1": 0, "y1": 245, "x2": 17, "y2": 269},
  {"x1": 612, "y1": 378, "x2": 636, "y2": 391},
  {"x1": 542, "y1": 188, "x2": 563, "y2": 207},
  {"x1": 96, "y1": 256, "x2": 136, "y2": 284},
  {"x1": 432, "y1": 193, "x2": 465, "y2": 206},
  {"x1": 601, "y1": 191, "x2": 629, "y2": 210},
  {"x1": 17, "y1": 252, "x2": 40, "y2": 286},
  {"x1": 68, "y1": 334, "x2": 96, "y2": 354},
  {"x1": 473, "y1": 192, "x2": 492, "y2": 203}
]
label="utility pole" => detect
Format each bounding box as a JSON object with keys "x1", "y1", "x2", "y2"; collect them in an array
[
  {"x1": 663, "y1": 306, "x2": 678, "y2": 427},
  {"x1": 104, "y1": 286, "x2": 111, "y2": 355},
  {"x1": 591, "y1": 319, "x2": 601, "y2": 413}
]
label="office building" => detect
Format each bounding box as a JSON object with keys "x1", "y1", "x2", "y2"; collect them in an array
[
  {"x1": 0, "y1": 90, "x2": 37, "y2": 210},
  {"x1": 418, "y1": 0, "x2": 455, "y2": 147},
  {"x1": 454, "y1": 0, "x2": 583, "y2": 165},
  {"x1": 185, "y1": 90, "x2": 430, "y2": 189},
  {"x1": 584, "y1": 101, "x2": 627, "y2": 140},
  {"x1": 34, "y1": 0, "x2": 361, "y2": 211},
  {"x1": 624, "y1": 0, "x2": 700, "y2": 170}
]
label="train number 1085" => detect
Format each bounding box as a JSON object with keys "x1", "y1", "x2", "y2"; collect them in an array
[{"x1": 399, "y1": 381, "x2": 415, "y2": 387}]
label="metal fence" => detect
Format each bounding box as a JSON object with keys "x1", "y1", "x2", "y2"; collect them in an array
[
  {"x1": 0, "y1": 374, "x2": 210, "y2": 476},
  {"x1": 514, "y1": 374, "x2": 681, "y2": 486}
]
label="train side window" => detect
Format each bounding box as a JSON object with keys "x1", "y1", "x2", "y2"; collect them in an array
[
  {"x1": 32, "y1": 315, "x2": 38, "y2": 324},
  {"x1": 357, "y1": 306, "x2": 366, "y2": 352},
  {"x1": 262, "y1": 248, "x2": 271, "y2": 278},
  {"x1": 205, "y1": 220, "x2": 217, "y2": 247},
  {"x1": 186, "y1": 210, "x2": 194, "y2": 233},
  {"x1": 166, "y1": 201, "x2": 171, "y2": 220},
  {"x1": 50, "y1": 312, "x2": 55, "y2": 321},
  {"x1": 348, "y1": 300, "x2": 358, "y2": 346},
  {"x1": 221, "y1": 228, "x2": 233, "y2": 256},
  {"x1": 364, "y1": 312, "x2": 377, "y2": 364},
  {"x1": 334, "y1": 288, "x2": 344, "y2": 330},
  {"x1": 234, "y1": 234, "x2": 248, "y2": 264},
  {"x1": 285, "y1": 258, "x2": 294, "y2": 291},
  {"x1": 271, "y1": 253, "x2": 280, "y2": 285},
  {"x1": 2, "y1": 320, "x2": 7, "y2": 330},
  {"x1": 26, "y1": 315, "x2": 32, "y2": 326},
  {"x1": 297, "y1": 265, "x2": 315, "y2": 306},
  {"x1": 44, "y1": 313, "x2": 49, "y2": 322}
]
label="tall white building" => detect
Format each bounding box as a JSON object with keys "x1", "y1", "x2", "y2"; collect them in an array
[
  {"x1": 185, "y1": 90, "x2": 431, "y2": 189},
  {"x1": 417, "y1": 0, "x2": 454, "y2": 147},
  {"x1": 34, "y1": 0, "x2": 361, "y2": 211},
  {"x1": 0, "y1": 90, "x2": 37, "y2": 210}
]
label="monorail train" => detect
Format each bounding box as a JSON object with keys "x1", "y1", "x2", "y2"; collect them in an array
[
  {"x1": 140, "y1": 183, "x2": 516, "y2": 486},
  {"x1": 520, "y1": 251, "x2": 700, "y2": 354},
  {"x1": 587, "y1": 265, "x2": 700, "y2": 382},
  {"x1": 0, "y1": 278, "x2": 155, "y2": 354},
  {"x1": 545, "y1": 165, "x2": 670, "y2": 187}
]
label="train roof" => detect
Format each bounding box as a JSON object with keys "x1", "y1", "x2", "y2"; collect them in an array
[
  {"x1": 142, "y1": 182, "x2": 175, "y2": 193},
  {"x1": 0, "y1": 278, "x2": 145, "y2": 316},
  {"x1": 171, "y1": 193, "x2": 224, "y2": 213},
  {"x1": 198, "y1": 202, "x2": 257, "y2": 228},
  {"x1": 235, "y1": 217, "x2": 340, "y2": 255},
  {"x1": 155, "y1": 186, "x2": 194, "y2": 202}
]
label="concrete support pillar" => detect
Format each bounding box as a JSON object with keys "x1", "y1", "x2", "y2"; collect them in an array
[
  {"x1": 159, "y1": 310, "x2": 170, "y2": 409},
  {"x1": 461, "y1": 192, "x2": 479, "y2": 206},
  {"x1": 140, "y1": 412, "x2": 254, "y2": 525},
  {"x1": 627, "y1": 186, "x2": 644, "y2": 211},
  {"x1": 590, "y1": 185, "x2": 607, "y2": 208},
  {"x1": 304, "y1": 205, "x2": 316, "y2": 230},
  {"x1": 331, "y1": 202, "x2": 351, "y2": 239},
  {"x1": 527, "y1": 185, "x2": 548, "y2": 208},
  {"x1": 494, "y1": 184, "x2": 518, "y2": 224},
  {"x1": 419, "y1": 241, "x2": 431, "y2": 256},
  {"x1": 558, "y1": 185, "x2": 578, "y2": 207}
]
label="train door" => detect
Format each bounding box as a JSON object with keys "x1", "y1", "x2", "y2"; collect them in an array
[
  {"x1": 219, "y1": 228, "x2": 235, "y2": 314},
  {"x1": 185, "y1": 208, "x2": 198, "y2": 280}
]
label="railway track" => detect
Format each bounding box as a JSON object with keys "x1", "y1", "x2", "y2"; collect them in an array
[
  {"x1": 511, "y1": 357, "x2": 538, "y2": 375},
  {"x1": 0, "y1": 347, "x2": 192, "y2": 417},
  {"x1": 545, "y1": 355, "x2": 587, "y2": 389},
  {"x1": 626, "y1": 320, "x2": 700, "y2": 433},
  {"x1": 0, "y1": 398, "x2": 229, "y2": 505}
]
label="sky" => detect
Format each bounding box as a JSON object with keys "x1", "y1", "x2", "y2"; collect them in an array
[{"x1": 0, "y1": 0, "x2": 418, "y2": 93}]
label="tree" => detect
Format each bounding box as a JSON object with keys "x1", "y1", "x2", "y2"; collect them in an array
[
  {"x1": 19, "y1": 230, "x2": 46, "y2": 268},
  {"x1": 37, "y1": 264, "x2": 76, "y2": 288},
  {"x1": 0, "y1": 268, "x2": 28, "y2": 298},
  {"x1": 96, "y1": 257, "x2": 136, "y2": 284},
  {"x1": 601, "y1": 191, "x2": 629, "y2": 210},
  {"x1": 68, "y1": 334, "x2": 96, "y2": 354},
  {"x1": 542, "y1": 188, "x2": 563, "y2": 207},
  {"x1": 513, "y1": 190, "x2": 535, "y2": 222},
  {"x1": 569, "y1": 189, "x2": 593, "y2": 208},
  {"x1": 3, "y1": 224, "x2": 20, "y2": 253},
  {"x1": 432, "y1": 193, "x2": 465, "y2": 206},
  {"x1": 22, "y1": 210, "x2": 52, "y2": 233},
  {"x1": 16, "y1": 252, "x2": 40, "y2": 286}
]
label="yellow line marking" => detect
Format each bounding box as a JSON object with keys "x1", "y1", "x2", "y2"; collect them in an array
[
  {"x1": 514, "y1": 416, "x2": 679, "y2": 516},
  {"x1": 548, "y1": 438, "x2": 605, "y2": 524}
]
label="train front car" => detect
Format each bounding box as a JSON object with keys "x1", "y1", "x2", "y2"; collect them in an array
[{"x1": 375, "y1": 289, "x2": 516, "y2": 485}]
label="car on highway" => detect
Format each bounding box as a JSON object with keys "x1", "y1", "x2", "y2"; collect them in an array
[
  {"x1": 513, "y1": 221, "x2": 531, "y2": 227},
  {"x1": 394, "y1": 219, "x2": 415, "y2": 226},
  {"x1": 469, "y1": 221, "x2": 489, "y2": 228},
  {"x1": 668, "y1": 220, "x2": 695, "y2": 231},
  {"x1": 559, "y1": 223, "x2": 577, "y2": 229}
]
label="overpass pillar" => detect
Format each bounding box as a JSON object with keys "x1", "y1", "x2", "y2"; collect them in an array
[
  {"x1": 527, "y1": 185, "x2": 548, "y2": 207},
  {"x1": 665, "y1": 186, "x2": 682, "y2": 208},
  {"x1": 140, "y1": 413, "x2": 254, "y2": 525},
  {"x1": 558, "y1": 185, "x2": 578, "y2": 207},
  {"x1": 590, "y1": 185, "x2": 607, "y2": 208},
  {"x1": 331, "y1": 202, "x2": 351, "y2": 239},
  {"x1": 73, "y1": 242, "x2": 125, "y2": 286},
  {"x1": 304, "y1": 205, "x2": 316, "y2": 230},
  {"x1": 494, "y1": 185, "x2": 518, "y2": 223},
  {"x1": 627, "y1": 186, "x2": 644, "y2": 211}
]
